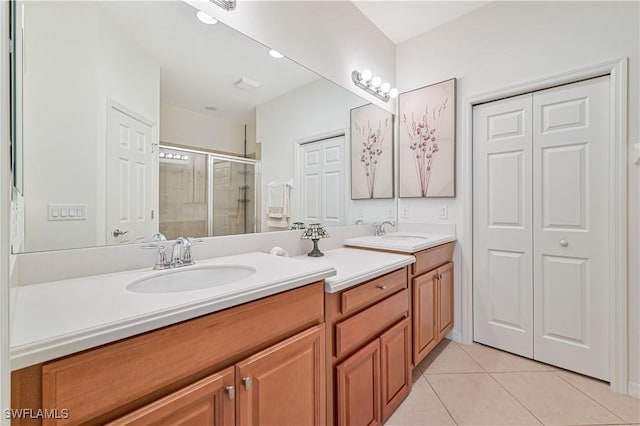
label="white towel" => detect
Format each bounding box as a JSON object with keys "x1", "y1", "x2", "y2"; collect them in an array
[{"x1": 267, "y1": 183, "x2": 290, "y2": 228}]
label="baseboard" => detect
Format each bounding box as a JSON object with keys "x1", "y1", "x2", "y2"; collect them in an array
[
  {"x1": 628, "y1": 381, "x2": 640, "y2": 398},
  {"x1": 448, "y1": 329, "x2": 463, "y2": 343}
]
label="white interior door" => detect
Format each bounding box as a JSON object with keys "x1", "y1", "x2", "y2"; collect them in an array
[
  {"x1": 300, "y1": 136, "x2": 345, "y2": 226},
  {"x1": 532, "y1": 76, "x2": 610, "y2": 380},
  {"x1": 473, "y1": 94, "x2": 534, "y2": 358},
  {"x1": 106, "y1": 105, "x2": 156, "y2": 245}
]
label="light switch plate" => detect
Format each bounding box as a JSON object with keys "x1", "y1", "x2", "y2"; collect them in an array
[
  {"x1": 48, "y1": 204, "x2": 87, "y2": 221},
  {"x1": 439, "y1": 205, "x2": 448, "y2": 219}
]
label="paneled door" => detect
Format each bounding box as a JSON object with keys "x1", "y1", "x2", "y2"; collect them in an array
[
  {"x1": 473, "y1": 93, "x2": 534, "y2": 358},
  {"x1": 532, "y1": 76, "x2": 610, "y2": 380},
  {"x1": 300, "y1": 136, "x2": 345, "y2": 226},
  {"x1": 106, "y1": 104, "x2": 156, "y2": 245},
  {"x1": 473, "y1": 76, "x2": 610, "y2": 380}
]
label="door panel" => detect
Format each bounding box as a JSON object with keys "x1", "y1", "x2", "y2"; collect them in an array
[
  {"x1": 380, "y1": 319, "x2": 411, "y2": 423},
  {"x1": 533, "y1": 76, "x2": 610, "y2": 380},
  {"x1": 413, "y1": 269, "x2": 438, "y2": 364},
  {"x1": 473, "y1": 94, "x2": 534, "y2": 358},
  {"x1": 107, "y1": 106, "x2": 155, "y2": 245},
  {"x1": 107, "y1": 367, "x2": 235, "y2": 426},
  {"x1": 301, "y1": 136, "x2": 345, "y2": 226},
  {"x1": 236, "y1": 325, "x2": 325, "y2": 426},
  {"x1": 437, "y1": 262, "x2": 454, "y2": 340},
  {"x1": 336, "y1": 339, "x2": 381, "y2": 426}
]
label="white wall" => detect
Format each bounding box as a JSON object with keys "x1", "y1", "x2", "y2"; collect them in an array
[
  {"x1": 160, "y1": 103, "x2": 253, "y2": 155},
  {"x1": 396, "y1": 1, "x2": 639, "y2": 391},
  {"x1": 257, "y1": 79, "x2": 396, "y2": 231},
  {"x1": 21, "y1": 2, "x2": 160, "y2": 252},
  {"x1": 184, "y1": 0, "x2": 396, "y2": 113}
]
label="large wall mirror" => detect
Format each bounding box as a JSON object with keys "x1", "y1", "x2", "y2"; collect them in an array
[{"x1": 11, "y1": 0, "x2": 397, "y2": 253}]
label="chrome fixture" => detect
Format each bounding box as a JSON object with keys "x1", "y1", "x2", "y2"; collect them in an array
[
  {"x1": 373, "y1": 221, "x2": 396, "y2": 237},
  {"x1": 209, "y1": 0, "x2": 236, "y2": 11},
  {"x1": 352, "y1": 69, "x2": 398, "y2": 103},
  {"x1": 141, "y1": 234, "x2": 202, "y2": 270},
  {"x1": 301, "y1": 223, "x2": 330, "y2": 257},
  {"x1": 170, "y1": 236, "x2": 203, "y2": 268},
  {"x1": 141, "y1": 233, "x2": 169, "y2": 270},
  {"x1": 355, "y1": 219, "x2": 366, "y2": 225}
]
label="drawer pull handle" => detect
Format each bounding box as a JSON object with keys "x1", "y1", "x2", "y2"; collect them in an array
[
  {"x1": 225, "y1": 385, "x2": 235, "y2": 400},
  {"x1": 242, "y1": 377, "x2": 251, "y2": 390},
  {"x1": 377, "y1": 285, "x2": 387, "y2": 290}
]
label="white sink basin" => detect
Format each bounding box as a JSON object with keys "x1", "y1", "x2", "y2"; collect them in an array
[
  {"x1": 381, "y1": 235, "x2": 429, "y2": 241},
  {"x1": 128, "y1": 265, "x2": 257, "y2": 293}
]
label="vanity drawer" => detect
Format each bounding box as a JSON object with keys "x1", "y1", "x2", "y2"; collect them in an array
[
  {"x1": 341, "y1": 268, "x2": 407, "y2": 315},
  {"x1": 412, "y1": 242, "x2": 454, "y2": 276},
  {"x1": 335, "y1": 289, "x2": 408, "y2": 359}
]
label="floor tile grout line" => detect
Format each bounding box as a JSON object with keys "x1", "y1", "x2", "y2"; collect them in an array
[
  {"x1": 423, "y1": 373, "x2": 460, "y2": 426},
  {"x1": 451, "y1": 340, "x2": 488, "y2": 373},
  {"x1": 488, "y1": 371, "x2": 546, "y2": 425},
  {"x1": 552, "y1": 371, "x2": 628, "y2": 425}
]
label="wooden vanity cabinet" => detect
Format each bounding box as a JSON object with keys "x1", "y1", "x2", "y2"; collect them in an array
[
  {"x1": 11, "y1": 282, "x2": 326, "y2": 426},
  {"x1": 412, "y1": 243, "x2": 455, "y2": 366},
  {"x1": 326, "y1": 268, "x2": 411, "y2": 426}
]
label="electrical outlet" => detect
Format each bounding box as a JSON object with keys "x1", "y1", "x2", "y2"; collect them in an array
[
  {"x1": 439, "y1": 205, "x2": 448, "y2": 219},
  {"x1": 358, "y1": 208, "x2": 365, "y2": 217},
  {"x1": 402, "y1": 207, "x2": 409, "y2": 218}
]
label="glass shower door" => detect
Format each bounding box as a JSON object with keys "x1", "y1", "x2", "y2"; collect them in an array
[
  {"x1": 159, "y1": 148, "x2": 208, "y2": 240},
  {"x1": 210, "y1": 157, "x2": 256, "y2": 236}
]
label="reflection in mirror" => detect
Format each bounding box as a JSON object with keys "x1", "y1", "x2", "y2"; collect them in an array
[{"x1": 12, "y1": 0, "x2": 396, "y2": 253}]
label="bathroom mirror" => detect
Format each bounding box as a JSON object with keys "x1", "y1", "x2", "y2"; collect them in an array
[{"x1": 11, "y1": 0, "x2": 397, "y2": 253}]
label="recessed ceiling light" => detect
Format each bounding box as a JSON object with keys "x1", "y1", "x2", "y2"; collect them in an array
[
  {"x1": 269, "y1": 49, "x2": 284, "y2": 59},
  {"x1": 196, "y1": 11, "x2": 218, "y2": 25}
]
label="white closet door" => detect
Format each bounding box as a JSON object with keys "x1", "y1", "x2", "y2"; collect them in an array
[
  {"x1": 532, "y1": 76, "x2": 610, "y2": 380},
  {"x1": 300, "y1": 136, "x2": 345, "y2": 226},
  {"x1": 473, "y1": 94, "x2": 534, "y2": 358}
]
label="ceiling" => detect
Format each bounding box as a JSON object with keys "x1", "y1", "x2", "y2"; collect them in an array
[
  {"x1": 98, "y1": 1, "x2": 320, "y2": 123},
  {"x1": 352, "y1": 1, "x2": 491, "y2": 44}
]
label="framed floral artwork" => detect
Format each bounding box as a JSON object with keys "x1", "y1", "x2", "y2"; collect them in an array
[
  {"x1": 350, "y1": 103, "x2": 394, "y2": 199},
  {"x1": 399, "y1": 78, "x2": 456, "y2": 198}
]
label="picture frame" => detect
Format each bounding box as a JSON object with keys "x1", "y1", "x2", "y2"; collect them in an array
[
  {"x1": 350, "y1": 103, "x2": 394, "y2": 200},
  {"x1": 398, "y1": 78, "x2": 456, "y2": 198}
]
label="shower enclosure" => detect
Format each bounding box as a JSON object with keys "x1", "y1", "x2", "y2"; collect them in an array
[{"x1": 158, "y1": 146, "x2": 257, "y2": 240}]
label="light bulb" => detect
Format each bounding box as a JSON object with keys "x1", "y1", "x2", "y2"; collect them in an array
[
  {"x1": 196, "y1": 11, "x2": 218, "y2": 25},
  {"x1": 269, "y1": 49, "x2": 284, "y2": 59},
  {"x1": 183, "y1": 155, "x2": 189, "y2": 160},
  {"x1": 371, "y1": 76, "x2": 382, "y2": 88},
  {"x1": 159, "y1": 152, "x2": 165, "y2": 158},
  {"x1": 380, "y1": 82, "x2": 391, "y2": 94},
  {"x1": 389, "y1": 88, "x2": 399, "y2": 99},
  {"x1": 166, "y1": 154, "x2": 174, "y2": 159},
  {"x1": 360, "y1": 69, "x2": 372, "y2": 82}
]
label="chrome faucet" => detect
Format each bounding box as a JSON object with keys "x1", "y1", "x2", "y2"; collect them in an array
[
  {"x1": 141, "y1": 234, "x2": 202, "y2": 270},
  {"x1": 373, "y1": 221, "x2": 396, "y2": 237},
  {"x1": 141, "y1": 233, "x2": 170, "y2": 270},
  {"x1": 170, "y1": 236, "x2": 202, "y2": 268}
]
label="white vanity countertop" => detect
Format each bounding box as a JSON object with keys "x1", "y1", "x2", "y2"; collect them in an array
[
  {"x1": 293, "y1": 248, "x2": 415, "y2": 293},
  {"x1": 343, "y1": 232, "x2": 456, "y2": 253},
  {"x1": 10, "y1": 252, "x2": 336, "y2": 370}
]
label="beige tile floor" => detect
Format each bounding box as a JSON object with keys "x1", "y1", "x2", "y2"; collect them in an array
[{"x1": 386, "y1": 339, "x2": 640, "y2": 426}]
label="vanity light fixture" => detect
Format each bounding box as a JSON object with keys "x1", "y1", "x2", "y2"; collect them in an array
[
  {"x1": 208, "y1": 0, "x2": 236, "y2": 12},
  {"x1": 196, "y1": 11, "x2": 218, "y2": 25},
  {"x1": 301, "y1": 223, "x2": 330, "y2": 257},
  {"x1": 269, "y1": 49, "x2": 284, "y2": 59},
  {"x1": 352, "y1": 69, "x2": 398, "y2": 103}
]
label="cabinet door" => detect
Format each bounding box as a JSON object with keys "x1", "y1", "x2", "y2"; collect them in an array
[
  {"x1": 107, "y1": 367, "x2": 235, "y2": 426},
  {"x1": 437, "y1": 262, "x2": 454, "y2": 341},
  {"x1": 236, "y1": 324, "x2": 325, "y2": 426},
  {"x1": 336, "y1": 339, "x2": 381, "y2": 426},
  {"x1": 380, "y1": 318, "x2": 411, "y2": 423},
  {"x1": 413, "y1": 268, "x2": 439, "y2": 365}
]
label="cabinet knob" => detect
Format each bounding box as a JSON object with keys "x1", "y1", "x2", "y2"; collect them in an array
[
  {"x1": 242, "y1": 377, "x2": 251, "y2": 390},
  {"x1": 376, "y1": 285, "x2": 387, "y2": 290},
  {"x1": 225, "y1": 385, "x2": 235, "y2": 400},
  {"x1": 559, "y1": 239, "x2": 569, "y2": 247}
]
